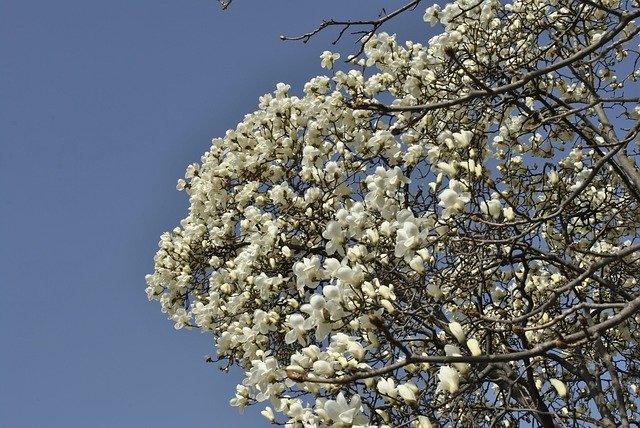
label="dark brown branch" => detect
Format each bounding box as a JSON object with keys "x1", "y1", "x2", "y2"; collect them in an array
[
  {"x1": 288, "y1": 292, "x2": 640, "y2": 385},
  {"x1": 279, "y1": 0, "x2": 423, "y2": 57},
  {"x1": 348, "y1": 10, "x2": 640, "y2": 119}
]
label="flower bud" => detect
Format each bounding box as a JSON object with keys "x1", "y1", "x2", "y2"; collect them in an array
[
  {"x1": 466, "y1": 338, "x2": 482, "y2": 356},
  {"x1": 550, "y1": 378, "x2": 568, "y2": 398},
  {"x1": 449, "y1": 321, "x2": 466, "y2": 343}
]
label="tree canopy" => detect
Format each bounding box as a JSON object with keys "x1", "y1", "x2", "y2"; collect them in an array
[{"x1": 146, "y1": 1, "x2": 640, "y2": 426}]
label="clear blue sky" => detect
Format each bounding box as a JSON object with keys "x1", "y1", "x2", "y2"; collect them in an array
[{"x1": 0, "y1": 1, "x2": 424, "y2": 427}]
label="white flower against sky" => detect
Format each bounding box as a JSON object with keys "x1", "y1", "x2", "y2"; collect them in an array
[
  {"x1": 261, "y1": 407, "x2": 276, "y2": 423},
  {"x1": 320, "y1": 51, "x2": 341, "y2": 69},
  {"x1": 377, "y1": 377, "x2": 398, "y2": 400},
  {"x1": 395, "y1": 221, "x2": 421, "y2": 258},
  {"x1": 300, "y1": 294, "x2": 333, "y2": 341},
  {"x1": 293, "y1": 256, "x2": 322, "y2": 290},
  {"x1": 397, "y1": 382, "x2": 417, "y2": 404},
  {"x1": 438, "y1": 179, "x2": 470, "y2": 218},
  {"x1": 416, "y1": 416, "x2": 433, "y2": 428},
  {"x1": 448, "y1": 321, "x2": 466, "y2": 343},
  {"x1": 312, "y1": 359, "x2": 335, "y2": 377},
  {"x1": 423, "y1": 4, "x2": 441, "y2": 26},
  {"x1": 466, "y1": 338, "x2": 482, "y2": 356},
  {"x1": 317, "y1": 392, "x2": 365, "y2": 426},
  {"x1": 284, "y1": 313, "x2": 311, "y2": 345},
  {"x1": 426, "y1": 282, "x2": 444, "y2": 299},
  {"x1": 445, "y1": 344, "x2": 470, "y2": 375},
  {"x1": 437, "y1": 366, "x2": 460, "y2": 394},
  {"x1": 229, "y1": 385, "x2": 251, "y2": 412},
  {"x1": 481, "y1": 198, "x2": 503, "y2": 220},
  {"x1": 322, "y1": 220, "x2": 345, "y2": 256},
  {"x1": 550, "y1": 378, "x2": 568, "y2": 398}
]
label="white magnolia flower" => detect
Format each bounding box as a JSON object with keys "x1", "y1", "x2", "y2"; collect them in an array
[
  {"x1": 398, "y1": 383, "x2": 417, "y2": 404},
  {"x1": 452, "y1": 130, "x2": 473, "y2": 148},
  {"x1": 438, "y1": 179, "x2": 470, "y2": 218},
  {"x1": 229, "y1": 385, "x2": 251, "y2": 412},
  {"x1": 377, "y1": 377, "x2": 398, "y2": 400},
  {"x1": 409, "y1": 254, "x2": 426, "y2": 273},
  {"x1": 466, "y1": 338, "x2": 482, "y2": 356},
  {"x1": 550, "y1": 378, "x2": 568, "y2": 398},
  {"x1": 437, "y1": 366, "x2": 460, "y2": 394},
  {"x1": 312, "y1": 360, "x2": 335, "y2": 377},
  {"x1": 293, "y1": 256, "x2": 322, "y2": 290},
  {"x1": 436, "y1": 161, "x2": 457, "y2": 177},
  {"x1": 285, "y1": 313, "x2": 310, "y2": 345},
  {"x1": 416, "y1": 415, "x2": 433, "y2": 428},
  {"x1": 427, "y1": 282, "x2": 444, "y2": 299},
  {"x1": 444, "y1": 344, "x2": 470, "y2": 375},
  {"x1": 481, "y1": 198, "x2": 503, "y2": 220},
  {"x1": 261, "y1": 406, "x2": 276, "y2": 423},
  {"x1": 300, "y1": 294, "x2": 333, "y2": 341},
  {"x1": 423, "y1": 4, "x2": 441, "y2": 26},
  {"x1": 448, "y1": 321, "x2": 466, "y2": 343},
  {"x1": 321, "y1": 392, "x2": 364, "y2": 425},
  {"x1": 322, "y1": 220, "x2": 345, "y2": 256},
  {"x1": 395, "y1": 221, "x2": 421, "y2": 258}
]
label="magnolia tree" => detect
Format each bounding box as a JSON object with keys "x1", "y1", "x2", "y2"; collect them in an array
[{"x1": 146, "y1": 0, "x2": 640, "y2": 426}]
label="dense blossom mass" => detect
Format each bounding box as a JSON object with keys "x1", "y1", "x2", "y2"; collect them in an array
[{"x1": 147, "y1": 0, "x2": 640, "y2": 426}]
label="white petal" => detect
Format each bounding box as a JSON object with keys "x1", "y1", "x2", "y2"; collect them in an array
[
  {"x1": 449, "y1": 321, "x2": 466, "y2": 343},
  {"x1": 466, "y1": 338, "x2": 482, "y2": 356},
  {"x1": 437, "y1": 366, "x2": 460, "y2": 393},
  {"x1": 550, "y1": 378, "x2": 568, "y2": 398}
]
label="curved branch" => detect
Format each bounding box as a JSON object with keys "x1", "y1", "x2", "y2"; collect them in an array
[{"x1": 289, "y1": 292, "x2": 640, "y2": 384}]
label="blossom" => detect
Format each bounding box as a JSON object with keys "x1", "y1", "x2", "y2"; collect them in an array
[
  {"x1": 230, "y1": 385, "x2": 251, "y2": 413},
  {"x1": 550, "y1": 379, "x2": 568, "y2": 398},
  {"x1": 261, "y1": 407, "x2": 276, "y2": 423},
  {"x1": 377, "y1": 378, "x2": 398, "y2": 400},
  {"x1": 395, "y1": 221, "x2": 421, "y2": 258},
  {"x1": 466, "y1": 338, "x2": 482, "y2": 356},
  {"x1": 293, "y1": 256, "x2": 322, "y2": 290},
  {"x1": 444, "y1": 344, "x2": 470, "y2": 375},
  {"x1": 320, "y1": 51, "x2": 340, "y2": 69},
  {"x1": 319, "y1": 392, "x2": 364, "y2": 425},
  {"x1": 397, "y1": 382, "x2": 417, "y2": 404},
  {"x1": 416, "y1": 416, "x2": 433, "y2": 428},
  {"x1": 427, "y1": 282, "x2": 444, "y2": 299},
  {"x1": 481, "y1": 198, "x2": 503, "y2": 220},
  {"x1": 300, "y1": 294, "x2": 333, "y2": 340},
  {"x1": 409, "y1": 254, "x2": 425, "y2": 273},
  {"x1": 452, "y1": 130, "x2": 473, "y2": 148},
  {"x1": 437, "y1": 366, "x2": 460, "y2": 394},
  {"x1": 322, "y1": 220, "x2": 345, "y2": 256},
  {"x1": 448, "y1": 321, "x2": 466, "y2": 343},
  {"x1": 284, "y1": 313, "x2": 311, "y2": 345},
  {"x1": 438, "y1": 179, "x2": 470, "y2": 218},
  {"x1": 423, "y1": 4, "x2": 441, "y2": 26},
  {"x1": 312, "y1": 360, "x2": 335, "y2": 377}
]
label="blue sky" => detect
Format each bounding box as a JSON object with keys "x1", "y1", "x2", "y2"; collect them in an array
[{"x1": 1, "y1": 1, "x2": 424, "y2": 427}]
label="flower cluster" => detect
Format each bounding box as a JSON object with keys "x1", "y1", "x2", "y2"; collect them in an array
[{"x1": 148, "y1": 0, "x2": 640, "y2": 426}]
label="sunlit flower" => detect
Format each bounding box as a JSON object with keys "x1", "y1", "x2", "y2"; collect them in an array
[
  {"x1": 448, "y1": 321, "x2": 466, "y2": 343},
  {"x1": 438, "y1": 179, "x2": 470, "y2": 218},
  {"x1": 437, "y1": 366, "x2": 460, "y2": 394},
  {"x1": 320, "y1": 392, "x2": 364, "y2": 425},
  {"x1": 550, "y1": 378, "x2": 568, "y2": 398},
  {"x1": 423, "y1": 4, "x2": 441, "y2": 26},
  {"x1": 466, "y1": 338, "x2": 482, "y2": 356},
  {"x1": 377, "y1": 377, "x2": 398, "y2": 400},
  {"x1": 416, "y1": 416, "x2": 433, "y2": 428},
  {"x1": 320, "y1": 51, "x2": 340, "y2": 69}
]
